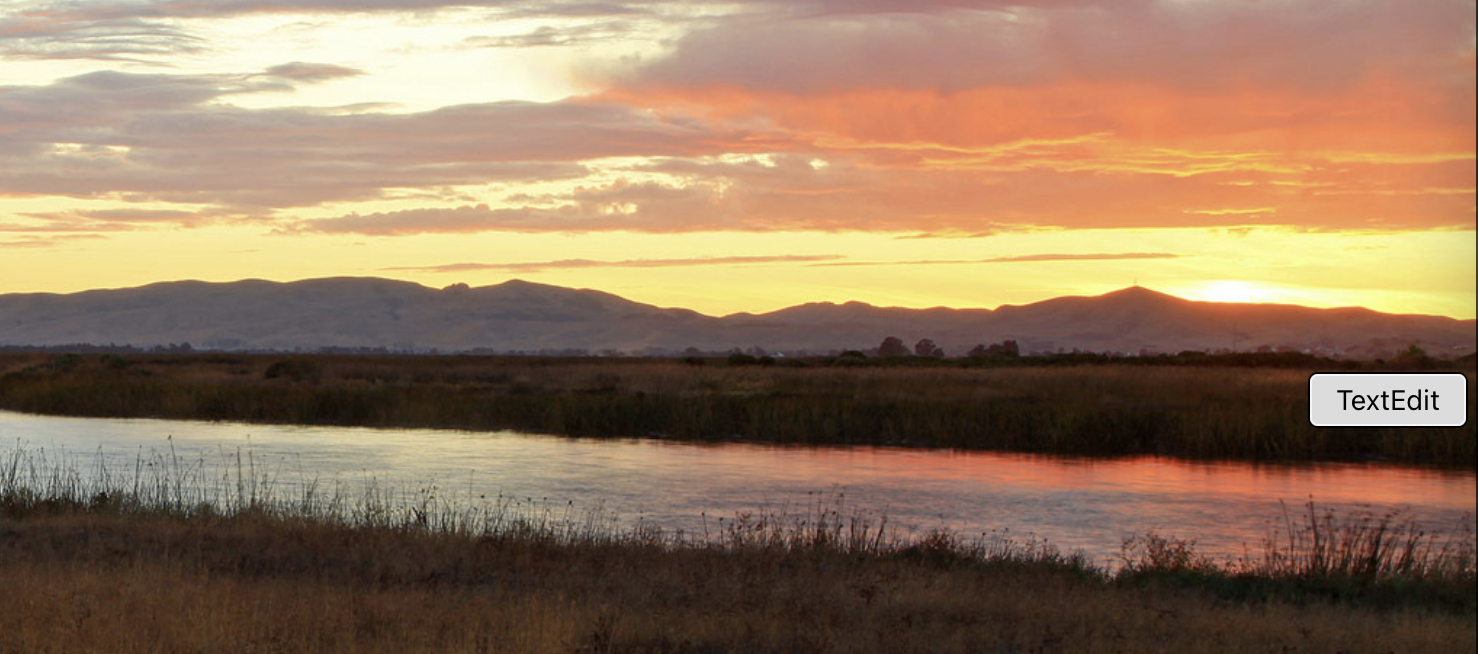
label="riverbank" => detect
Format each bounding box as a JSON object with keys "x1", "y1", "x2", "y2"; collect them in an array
[
  {"x1": 1, "y1": 353, "x2": 1472, "y2": 466},
  {"x1": 2, "y1": 466, "x2": 1473, "y2": 653}
]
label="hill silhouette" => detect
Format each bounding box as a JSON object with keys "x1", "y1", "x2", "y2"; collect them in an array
[{"x1": 0, "y1": 278, "x2": 1471, "y2": 358}]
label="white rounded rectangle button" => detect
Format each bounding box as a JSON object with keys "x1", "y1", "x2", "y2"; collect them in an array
[{"x1": 1309, "y1": 373, "x2": 1468, "y2": 427}]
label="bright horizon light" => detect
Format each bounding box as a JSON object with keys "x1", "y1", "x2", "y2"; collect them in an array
[{"x1": 1187, "y1": 280, "x2": 1263, "y2": 304}]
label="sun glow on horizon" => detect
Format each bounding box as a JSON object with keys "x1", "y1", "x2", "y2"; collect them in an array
[
  {"x1": 1185, "y1": 280, "x2": 1265, "y2": 304},
  {"x1": 1166, "y1": 279, "x2": 1362, "y2": 310}
]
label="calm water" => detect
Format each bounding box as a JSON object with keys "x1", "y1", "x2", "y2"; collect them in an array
[{"x1": 3, "y1": 410, "x2": 1473, "y2": 566}]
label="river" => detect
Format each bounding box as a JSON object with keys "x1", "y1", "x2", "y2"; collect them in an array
[{"x1": 2, "y1": 410, "x2": 1472, "y2": 567}]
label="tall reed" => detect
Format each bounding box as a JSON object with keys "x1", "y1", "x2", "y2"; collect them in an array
[{"x1": 1, "y1": 353, "x2": 1472, "y2": 465}]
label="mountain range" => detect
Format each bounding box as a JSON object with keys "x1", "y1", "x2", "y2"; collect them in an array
[{"x1": 0, "y1": 278, "x2": 1472, "y2": 358}]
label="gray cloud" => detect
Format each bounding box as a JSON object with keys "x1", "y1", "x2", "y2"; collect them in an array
[
  {"x1": 5, "y1": 1, "x2": 658, "y2": 22},
  {"x1": 13, "y1": 0, "x2": 1470, "y2": 92},
  {"x1": 618, "y1": 0, "x2": 1475, "y2": 93},
  {"x1": 260, "y1": 62, "x2": 365, "y2": 82},
  {"x1": 0, "y1": 1, "x2": 656, "y2": 64},
  {"x1": 0, "y1": 70, "x2": 760, "y2": 212},
  {"x1": 0, "y1": 11, "x2": 204, "y2": 61},
  {"x1": 627, "y1": 11, "x2": 1044, "y2": 93}
]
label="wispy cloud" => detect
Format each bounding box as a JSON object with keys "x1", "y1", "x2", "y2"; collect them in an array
[
  {"x1": 460, "y1": 20, "x2": 637, "y2": 48},
  {"x1": 982, "y1": 252, "x2": 1182, "y2": 264},
  {"x1": 812, "y1": 252, "x2": 1183, "y2": 267},
  {"x1": 385, "y1": 254, "x2": 844, "y2": 273},
  {"x1": 16, "y1": 208, "x2": 212, "y2": 228},
  {"x1": 0, "y1": 233, "x2": 107, "y2": 248},
  {"x1": 0, "y1": 12, "x2": 204, "y2": 61}
]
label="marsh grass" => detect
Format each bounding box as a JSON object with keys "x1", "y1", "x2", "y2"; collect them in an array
[
  {"x1": 2, "y1": 353, "x2": 1472, "y2": 465},
  {"x1": 0, "y1": 449, "x2": 1474, "y2": 652},
  {"x1": 2, "y1": 445, "x2": 1472, "y2": 594},
  {"x1": 1258, "y1": 500, "x2": 1477, "y2": 581},
  {"x1": 1118, "y1": 500, "x2": 1476, "y2": 615}
]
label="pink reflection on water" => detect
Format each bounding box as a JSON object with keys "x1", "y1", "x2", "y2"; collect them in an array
[{"x1": 3, "y1": 409, "x2": 1473, "y2": 567}]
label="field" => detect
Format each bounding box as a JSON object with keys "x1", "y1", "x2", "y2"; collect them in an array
[
  {"x1": 0, "y1": 352, "x2": 1472, "y2": 466},
  {"x1": 1, "y1": 453, "x2": 1473, "y2": 654},
  {"x1": 1, "y1": 352, "x2": 1475, "y2": 651}
]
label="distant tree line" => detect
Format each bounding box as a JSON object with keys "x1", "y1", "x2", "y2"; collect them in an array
[{"x1": 2, "y1": 341, "x2": 1469, "y2": 369}]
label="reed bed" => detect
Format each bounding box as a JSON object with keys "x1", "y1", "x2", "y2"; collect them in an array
[
  {"x1": 0, "y1": 446, "x2": 1473, "y2": 652},
  {"x1": 1, "y1": 353, "x2": 1472, "y2": 465},
  {"x1": 3, "y1": 444, "x2": 1474, "y2": 596}
]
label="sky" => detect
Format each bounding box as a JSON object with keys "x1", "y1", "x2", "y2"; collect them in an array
[{"x1": 1, "y1": 0, "x2": 1474, "y2": 318}]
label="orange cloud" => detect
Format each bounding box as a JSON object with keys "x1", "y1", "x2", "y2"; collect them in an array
[
  {"x1": 585, "y1": 69, "x2": 1473, "y2": 232},
  {"x1": 603, "y1": 75, "x2": 1472, "y2": 157}
]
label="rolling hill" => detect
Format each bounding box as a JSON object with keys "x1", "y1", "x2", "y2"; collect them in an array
[{"x1": 0, "y1": 278, "x2": 1472, "y2": 358}]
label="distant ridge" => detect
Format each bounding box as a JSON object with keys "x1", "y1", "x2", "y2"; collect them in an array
[{"x1": 0, "y1": 278, "x2": 1472, "y2": 358}]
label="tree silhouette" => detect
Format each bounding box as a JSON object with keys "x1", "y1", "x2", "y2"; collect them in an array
[
  {"x1": 914, "y1": 338, "x2": 944, "y2": 357},
  {"x1": 877, "y1": 336, "x2": 909, "y2": 357},
  {"x1": 967, "y1": 340, "x2": 1019, "y2": 358}
]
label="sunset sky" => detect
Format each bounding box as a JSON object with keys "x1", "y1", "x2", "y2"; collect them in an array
[{"x1": 1, "y1": 0, "x2": 1473, "y2": 318}]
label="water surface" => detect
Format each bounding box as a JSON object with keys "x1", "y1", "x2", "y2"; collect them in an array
[{"x1": 3, "y1": 410, "x2": 1472, "y2": 566}]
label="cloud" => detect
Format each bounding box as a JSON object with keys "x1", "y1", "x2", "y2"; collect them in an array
[
  {"x1": 460, "y1": 20, "x2": 637, "y2": 48},
  {"x1": 893, "y1": 230, "x2": 1011, "y2": 239},
  {"x1": 0, "y1": 10, "x2": 204, "y2": 61},
  {"x1": 0, "y1": 233, "x2": 107, "y2": 247},
  {"x1": 5, "y1": 1, "x2": 660, "y2": 23},
  {"x1": 22, "y1": 208, "x2": 209, "y2": 226},
  {"x1": 260, "y1": 62, "x2": 365, "y2": 82},
  {"x1": 0, "y1": 1, "x2": 661, "y2": 66},
  {"x1": 291, "y1": 182, "x2": 738, "y2": 234},
  {"x1": 811, "y1": 252, "x2": 1183, "y2": 267},
  {"x1": 614, "y1": 1, "x2": 1475, "y2": 94},
  {"x1": 292, "y1": 205, "x2": 565, "y2": 234},
  {"x1": 5, "y1": 1, "x2": 1472, "y2": 237},
  {"x1": 384, "y1": 254, "x2": 844, "y2": 273},
  {"x1": 293, "y1": 144, "x2": 1476, "y2": 235},
  {"x1": 13, "y1": 0, "x2": 1473, "y2": 89},
  {"x1": 0, "y1": 70, "x2": 766, "y2": 211},
  {"x1": 982, "y1": 252, "x2": 1179, "y2": 263},
  {"x1": 0, "y1": 222, "x2": 127, "y2": 234},
  {"x1": 291, "y1": 160, "x2": 1010, "y2": 234},
  {"x1": 622, "y1": 11, "x2": 1044, "y2": 94}
]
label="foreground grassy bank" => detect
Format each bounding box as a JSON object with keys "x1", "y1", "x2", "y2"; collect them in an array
[
  {"x1": 1, "y1": 353, "x2": 1473, "y2": 465},
  {"x1": 2, "y1": 466, "x2": 1473, "y2": 653}
]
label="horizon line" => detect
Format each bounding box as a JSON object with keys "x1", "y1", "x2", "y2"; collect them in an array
[{"x1": 2, "y1": 275, "x2": 1471, "y2": 322}]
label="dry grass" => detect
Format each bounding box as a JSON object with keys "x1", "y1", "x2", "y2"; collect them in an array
[
  {"x1": 0, "y1": 449, "x2": 1473, "y2": 653},
  {"x1": 1, "y1": 353, "x2": 1472, "y2": 465},
  {"x1": 3, "y1": 509, "x2": 1473, "y2": 653}
]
